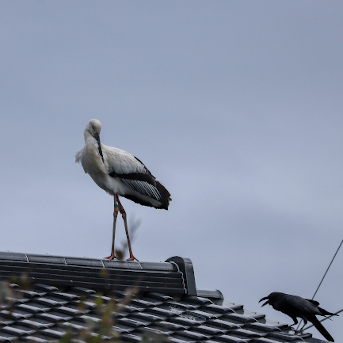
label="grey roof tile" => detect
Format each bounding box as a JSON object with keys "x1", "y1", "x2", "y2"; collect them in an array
[
  {"x1": 223, "y1": 312, "x2": 264, "y2": 324},
  {"x1": 147, "y1": 292, "x2": 175, "y2": 301},
  {"x1": 62, "y1": 321, "x2": 86, "y2": 331},
  {"x1": 166, "y1": 300, "x2": 198, "y2": 311},
  {"x1": 127, "y1": 300, "x2": 151, "y2": 311},
  {"x1": 169, "y1": 314, "x2": 206, "y2": 327},
  {"x1": 173, "y1": 329, "x2": 209, "y2": 340},
  {"x1": 249, "y1": 337, "x2": 286, "y2": 343},
  {"x1": 25, "y1": 336, "x2": 50, "y2": 343},
  {"x1": 130, "y1": 311, "x2": 163, "y2": 323},
  {"x1": 16, "y1": 318, "x2": 50, "y2": 330},
  {"x1": 56, "y1": 304, "x2": 85, "y2": 316},
  {"x1": 229, "y1": 328, "x2": 263, "y2": 339},
  {"x1": 33, "y1": 296, "x2": 62, "y2": 308},
  {"x1": 245, "y1": 321, "x2": 287, "y2": 332},
  {"x1": 192, "y1": 324, "x2": 227, "y2": 336},
  {"x1": 188, "y1": 308, "x2": 223, "y2": 320},
  {"x1": 34, "y1": 284, "x2": 59, "y2": 292},
  {"x1": 222, "y1": 302, "x2": 244, "y2": 311},
  {"x1": 0, "y1": 316, "x2": 14, "y2": 327},
  {"x1": 18, "y1": 290, "x2": 42, "y2": 299},
  {"x1": 121, "y1": 303, "x2": 144, "y2": 313},
  {"x1": 131, "y1": 297, "x2": 160, "y2": 308},
  {"x1": 157, "y1": 304, "x2": 188, "y2": 317},
  {"x1": 168, "y1": 337, "x2": 196, "y2": 343},
  {"x1": 120, "y1": 332, "x2": 143, "y2": 343},
  {"x1": 117, "y1": 317, "x2": 147, "y2": 329},
  {"x1": 145, "y1": 307, "x2": 176, "y2": 320},
  {"x1": 73, "y1": 299, "x2": 96, "y2": 312},
  {"x1": 212, "y1": 334, "x2": 249, "y2": 342},
  {"x1": 14, "y1": 303, "x2": 45, "y2": 315},
  {"x1": 0, "y1": 333, "x2": 16, "y2": 343},
  {"x1": 35, "y1": 312, "x2": 68, "y2": 324},
  {"x1": 39, "y1": 327, "x2": 66, "y2": 339},
  {"x1": 1, "y1": 325, "x2": 34, "y2": 337},
  {"x1": 204, "y1": 303, "x2": 237, "y2": 314},
  {"x1": 209, "y1": 318, "x2": 242, "y2": 330},
  {"x1": 139, "y1": 297, "x2": 164, "y2": 307},
  {"x1": 22, "y1": 317, "x2": 54, "y2": 328},
  {"x1": 112, "y1": 323, "x2": 136, "y2": 334},
  {"x1": 45, "y1": 309, "x2": 74, "y2": 321},
  {"x1": 184, "y1": 296, "x2": 213, "y2": 306},
  {"x1": 79, "y1": 314, "x2": 102, "y2": 324},
  {"x1": 0, "y1": 309, "x2": 31, "y2": 320},
  {"x1": 268, "y1": 330, "x2": 313, "y2": 341},
  {"x1": 170, "y1": 334, "x2": 198, "y2": 342},
  {"x1": 67, "y1": 286, "x2": 97, "y2": 296},
  {"x1": 52, "y1": 291, "x2": 79, "y2": 301},
  {"x1": 151, "y1": 320, "x2": 186, "y2": 334},
  {"x1": 138, "y1": 326, "x2": 169, "y2": 337}
]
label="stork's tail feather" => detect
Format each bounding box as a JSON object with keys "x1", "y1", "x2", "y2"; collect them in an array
[{"x1": 156, "y1": 181, "x2": 171, "y2": 210}]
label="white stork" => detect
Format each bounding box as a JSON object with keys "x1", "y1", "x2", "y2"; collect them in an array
[{"x1": 75, "y1": 119, "x2": 171, "y2": 261}]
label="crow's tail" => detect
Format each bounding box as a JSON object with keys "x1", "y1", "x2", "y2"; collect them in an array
[{"x1": 310, "y1": 316, "x2": 334, "y2": 342}]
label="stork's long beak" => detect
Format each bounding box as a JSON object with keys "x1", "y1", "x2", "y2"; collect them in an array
[
  {"x1": 94, "y1": 132, "x2": 105, "y2": 163},
  {"x1": 259, "y1": 296, "x2": 270, "y2": 307}
]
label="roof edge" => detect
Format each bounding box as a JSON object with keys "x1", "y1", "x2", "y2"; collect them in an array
[
  {"x1": 0, "y1": 251, "x2": 176, "y2": 271},
  {"x1": 166, "y1": 256, "x2": 197, "y2": 296}
]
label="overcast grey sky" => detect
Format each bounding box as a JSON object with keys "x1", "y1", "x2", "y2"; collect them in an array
[{"x1": 1, "y1": 1, "x2": 342, "y2": 340}]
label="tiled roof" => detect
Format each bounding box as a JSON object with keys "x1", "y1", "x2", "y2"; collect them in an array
[{"x1": 0, "y1": 252, "x2": 325, "y2": 342}]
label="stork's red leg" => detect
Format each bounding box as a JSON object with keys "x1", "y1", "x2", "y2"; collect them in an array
[
  {"x1": 104, "y1": 195, "x2": 119, "y2": 260},
  {"x1": 118, "y1": 198, "x2": 138, "y2": 261}
]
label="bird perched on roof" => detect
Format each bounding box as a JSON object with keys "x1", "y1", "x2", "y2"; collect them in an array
[
  {"x1": 259, "y1": 292, "x2": 337, "y2": 342},
  {"x1": 75, "y1": 119, "x2": 171, "y2": 261}
]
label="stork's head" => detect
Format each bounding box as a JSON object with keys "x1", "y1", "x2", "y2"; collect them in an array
[
  {"x1": 84, "y1": 119, "x2": 104, "y2": 163},
  {"x1": 85, "y1": 119, "x2": 102, "y2": 136}
]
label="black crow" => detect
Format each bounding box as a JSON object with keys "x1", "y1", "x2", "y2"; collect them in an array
[{"x1": 259, "y1": 292, "x2": 337, "y2": 342}]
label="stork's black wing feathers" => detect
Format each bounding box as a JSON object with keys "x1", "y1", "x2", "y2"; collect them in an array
[
  {"x1": 108, "y1": 157, "x2": 171, "y2": 209},
  {"x1": 120, "y1": 178, "x2": 160, "y2": 199},
  {"x1": 109, "y1": 171, "x2": 156, "y2": 184},
  {"x1": 120, "y1": 180, "x2": 170, "y2": 209},
  {"x1": 108, "y1": 155, "x2": 156, "y2": 184}
]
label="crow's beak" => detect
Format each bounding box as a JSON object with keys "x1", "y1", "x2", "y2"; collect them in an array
[
  {"x1": 259, "y1": 296, "x2": 270, "y2": 307},
  {"x1": 94, "y1": 132, "x2": 104, "y2": 163}
]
